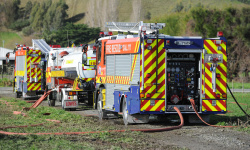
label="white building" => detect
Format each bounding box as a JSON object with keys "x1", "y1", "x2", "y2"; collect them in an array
[{"x1": 0, "y1": 47, "x2": 15, "y2": 66}]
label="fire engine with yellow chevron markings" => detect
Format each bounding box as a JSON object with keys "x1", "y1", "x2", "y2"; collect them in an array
[
  {"x1": 13, "y1": 45, "x2": 46, "y2": 99},
  {"x1": 11, "y1": 43, "x2": 96, "y2": 110},
  {"x1": 94, "y1": 22, "x2": 228, "y2": 125}
]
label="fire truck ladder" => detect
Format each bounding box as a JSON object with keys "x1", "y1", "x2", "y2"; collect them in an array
[
  {"x1": 105, "y1": 21, "x2": 165, "y2": 34},
  {"x1": 105, "y1": 21, "x2": 166, "y2": 91},
  {"x1": 32, "y1": 39, "x2": 51, "y2": 54}
]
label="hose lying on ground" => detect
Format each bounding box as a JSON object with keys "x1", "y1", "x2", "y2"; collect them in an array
[
  {"x1": 23, "y1": 90, "x2": 52, "y2": 111},
  {"x1": 226, "y1": 84, "x2": 250, "y2": 117},
  {"x1": 189, "y1": 99, "x2": 235, "y2": 128},
  {"x1": 0, "y1": 107, "x2": 183, "y2": 135}
]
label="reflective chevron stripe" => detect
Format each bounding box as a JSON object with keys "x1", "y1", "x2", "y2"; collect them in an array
[
  {"x1": 202, "y1": 100, "x2": 226, "y2": 112},
  {"x1": 140, "y1": 100, "x2": 165, "y2": 111},
  {"x1": 82, "y1": 78, "x2": 95, "y2": 82},
  {"x1": 27, "y1": 82, "x2": 41, "y2": 91},
  {"x1": 202, "y1": 39, "x2": 227, "y2": 112},
  {"x1": 140, "y1": 39, "x2": 166, "y2": 111}
]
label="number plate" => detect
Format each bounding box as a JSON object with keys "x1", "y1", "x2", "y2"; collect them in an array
[
  {"x1": 66, "y1": 101, "x2": 77, "y2": 106},
  {"x1": 64, "y1": 100, "x2": 78, "y2": 108},
  {"x1": 175, "y1": 41, "x2": 192, "y2": 45}
]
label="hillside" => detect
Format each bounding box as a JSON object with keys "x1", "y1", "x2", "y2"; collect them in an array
[
  {"x1": 0, "y1": 0, "x2": 249, "y2": 49},
  {"x1": 19, "y1": 0, "x2": 249, "y2": 30}
]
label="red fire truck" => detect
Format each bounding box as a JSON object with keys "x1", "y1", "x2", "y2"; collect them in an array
[{"x1": 94, "y1": 22, "x2": 227, "y2": 125}]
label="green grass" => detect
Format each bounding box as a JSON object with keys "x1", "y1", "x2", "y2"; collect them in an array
[
  {"x1": 0, "y1": 78, "x2": 12, "y2": 87},
  {"x1": 0, "y1": 32, "x2": 22, "y2": 49},
  {"x1": 210, "y1": 92, "x2": 250, "y2": 132},
  {"x1": 227, "y1": 82, "x2": 250, "y2": 89},
  {"x1": 0, "y1": 97, "x2": 161, "y2": 149}
]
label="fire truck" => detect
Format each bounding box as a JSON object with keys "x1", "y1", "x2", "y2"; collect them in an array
[
  {"x1": 46, "y1": 45, "x2": 96, "y2": 110},
  {"x1": 12, "y1": 45, "x2": 46, "y2": 99},
  {"x1": 94, "y1": 22, "x2": 227, "y2": 125}
]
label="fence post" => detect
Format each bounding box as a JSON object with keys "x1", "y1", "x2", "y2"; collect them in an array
[
  {"x1": 1, "y1": 64, "x2": 3, "y2": 79},
  {"x1": 242, "y1": 79, "x2": 244, "y2": 93},
  {"x1": 232, "y1": 80, "x2": 234, "y2": 93}
]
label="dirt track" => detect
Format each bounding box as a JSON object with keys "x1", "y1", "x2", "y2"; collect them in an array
[{"x1": 1, "y1": 87, "x2": 250, "y2": 150}]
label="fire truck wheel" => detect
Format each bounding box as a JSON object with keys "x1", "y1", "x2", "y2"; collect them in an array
[
  {"x1": 97, "y1": 95, "x2": 104, "y2": 120},
  {"x1": 15, "y1": 92, "x2": 21, "y2": 98},
  {"x1": 47, "y1": 94, "x2": 55, "y2": 106},
  {"x1": 97, "y1": 89, "x2": 107, "y2": 120},
  {"x1": 48, "y1": 99, "x2": 56, "y2": 106},
  {"x1": 122, "y1": 98, "x2": 131, "y2": 125},
  {"x1": 87, "y1": 92, "x2": 93, "y2": 106}
]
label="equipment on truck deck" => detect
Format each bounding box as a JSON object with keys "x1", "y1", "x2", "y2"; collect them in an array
[
  {"x1": 12, "y1": 45, "x2": 46, "y2": 99},
  {"x1": 94, "y1": 21, "x2": 227, "y2": 125},
  {"x1": 46, "y1": 45, "x2": 96, "y2": 110}
]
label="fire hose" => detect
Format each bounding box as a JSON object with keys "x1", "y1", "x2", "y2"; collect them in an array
[
  {"x1": 189, "y1": 83, "x2": 250, "y2": 127},
  {"x1": 189, "y1": 99, "x2": 235, "y2": 128},
  {"x1": 227, "y1": 84, "x2": 250, "y2": 117},
  {"x1": 23, "y1": 90, "x2": 52, "y2": 111},
  {"x1": 5, "y1": 82, "x2": 248, "y2": 135},
  {"x1": 0, "y1": 107, "x2": 183, "y2": 135}
]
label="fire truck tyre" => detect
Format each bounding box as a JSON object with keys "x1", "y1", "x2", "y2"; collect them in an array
[
  {"x1": 47, "y1": 94, "x2": 55, "y2": 107},
  {"x1": 122, "y1": 98, "x2": 132, "y2": 125},
  {"x1": 15, "y1": 92, "x2": 21, "y2": 98},
  {"x1": 97, "y1": 92, "x2": 107, "y2": 120},
  {"x1": 87, "y1": 92, "x2": 93, "y2": 106},
  {"x1": 22, "y1": 92, "x2": 28, "y2": 100},
  {"x1": 49, "y1": 100, "x2": 56, "y2": 107}
]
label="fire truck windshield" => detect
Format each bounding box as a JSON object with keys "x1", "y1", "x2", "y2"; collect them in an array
[{"x1": 97, "y1": 42, "x2": 102, "y2": 64}]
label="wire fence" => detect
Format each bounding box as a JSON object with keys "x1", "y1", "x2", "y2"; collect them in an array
[{"x1": 230, "y1": 80, "x2": 250, "y2": 93}]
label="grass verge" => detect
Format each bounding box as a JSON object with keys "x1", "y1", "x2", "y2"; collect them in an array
[
  {"x1": 0, "y1": 32, "x2": 22, "y2": 48},
  {"x1": 227, "y1": 82, "x2": 250, "y2": 89},
  {"x1": 0, "y1": 97, "x2": 168, "y2": 150},
  {"x1": 210, "y1": 92, "x2": 250, "y2": 132}
]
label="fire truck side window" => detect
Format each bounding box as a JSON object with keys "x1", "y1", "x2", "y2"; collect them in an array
[{"x1": 97, "y1": 42, "x2": 102, "y2": 64}]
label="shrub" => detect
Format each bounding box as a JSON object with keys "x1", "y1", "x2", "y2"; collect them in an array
[
  {"x1": 22, "y1": 26, "x2": 34, "y2": 36},
  {"x1": 9, "y1": 19, "x2": 30, "y2": 31}
]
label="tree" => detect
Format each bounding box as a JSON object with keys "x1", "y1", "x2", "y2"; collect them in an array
[
  {"x1": 29, "y1": 0, "x2": 68, "y2": 33},
  {"x1": 173, "y1": 2, "x2": 184, "y2": 12},
  {"x1": 3, "y1": 0, "x2": 21, "y2": 26},
  {"x1": 45, "y1": 23, "x2": 100, "y2": 47},
  {"x1": 190, "y1": 7, "x2": 250, "y2": 81},
  {"x1": 23, "y1": 1, "x2": 32, "y2": 19}
]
